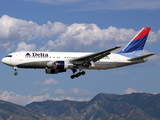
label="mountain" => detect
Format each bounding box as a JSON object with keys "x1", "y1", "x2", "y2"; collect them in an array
[
  {"x1": 0, "y1": 99, "x2": 55, "y2": 120},
  {"x1": 0, "y1": 93, "x2": 160, "y2": 120},
  {"x1": 26, "y1": 93, "x2": 160, "y2": 120}
]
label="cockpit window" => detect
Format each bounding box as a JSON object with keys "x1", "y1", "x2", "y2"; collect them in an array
[{"x1": 6, "y1": 55, "x2": 12, "y2": 57}]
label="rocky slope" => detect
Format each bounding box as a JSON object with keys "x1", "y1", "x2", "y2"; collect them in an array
[{"x1": 26, "y1": 93, "x2": 160, "y2": 120}]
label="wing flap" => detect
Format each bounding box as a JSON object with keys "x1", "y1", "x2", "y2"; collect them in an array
[
  {"x1": 70, "y1": 46, "x2": 121, "y2": 64},
  {"x1": 128, "y1": 53, "x2": 156, "y2": 61}
]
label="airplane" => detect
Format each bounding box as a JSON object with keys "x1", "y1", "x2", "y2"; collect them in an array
[{"x1": 1, "y1": 27, "x2": 155, "y2": 79}]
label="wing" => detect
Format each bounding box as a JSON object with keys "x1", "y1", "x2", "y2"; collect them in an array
[{"x1": 69, "y1": 46, "x2": 121, "y2": 65}]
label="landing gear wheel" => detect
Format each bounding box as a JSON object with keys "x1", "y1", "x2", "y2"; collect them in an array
[
  {"x1": 76, "y1": 73, "x2": 81, "y2": 77},
  {"x1": 71, "y1": 69, "x2": 86, "y2": 79},
  {"x1": 81, "y1": 71, "x2": 85, "y2": 75},
  {"x1": 71, "y1": 75, "x2": 75, "y2": 79},
  {"x1": 14, "y1": 72, "x2": 18, "y2": 76}
]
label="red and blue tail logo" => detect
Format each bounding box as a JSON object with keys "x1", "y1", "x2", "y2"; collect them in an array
[{"x1": 119, "y1": 27, "x2": 151, "y2": 56}]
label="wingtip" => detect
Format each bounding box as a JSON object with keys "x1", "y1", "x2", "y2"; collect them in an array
[{"x1": 151, "y1": 53, "x2": 156, "y2": 56}]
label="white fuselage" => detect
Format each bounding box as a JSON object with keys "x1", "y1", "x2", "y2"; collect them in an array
[{"x1": 1, "y1": 51, "x2": 143, "y2": 70}]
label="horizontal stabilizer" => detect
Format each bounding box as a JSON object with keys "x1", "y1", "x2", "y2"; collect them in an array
[{"x1": 128, "y1": 53, "x2": 156, "y2": 61}]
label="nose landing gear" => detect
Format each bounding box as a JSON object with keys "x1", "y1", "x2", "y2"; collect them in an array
[
  {"x1": 71, "y1": 69, "x2": 85, "y2": 79},
  {"x1": 13, "y1": 66, "x2": 18, "y2": 76},
  {"x1": 14, "y1": 71, "x2": 18, "y2": 76}
]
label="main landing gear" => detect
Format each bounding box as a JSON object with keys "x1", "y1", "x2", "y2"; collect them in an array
[
  {"x1": 13, "y1": 66, "x2": 18, "y2": 76},
  {"x1": 71, "y1": 69, "x2": 85, "y2": 79}
]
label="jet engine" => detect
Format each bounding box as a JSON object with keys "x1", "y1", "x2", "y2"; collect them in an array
[{"x1": 47, "y1": 61, "x2": 69, "y2": 69}]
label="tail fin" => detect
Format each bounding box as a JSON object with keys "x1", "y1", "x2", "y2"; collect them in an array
[{"x1": 119, "y1": 27, "x2": 151, "y2": 57}]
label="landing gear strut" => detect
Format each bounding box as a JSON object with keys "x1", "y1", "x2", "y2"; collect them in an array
[
  {"x1": 71, "y1": 69, "x2": 85, "y2": 79},
  {"x1": 13, "y1": 66, "x2": 18, "y2": 76}
]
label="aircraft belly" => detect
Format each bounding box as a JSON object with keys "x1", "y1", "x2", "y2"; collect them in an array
[
  {"x1": 16, "y1": 60, "x2": 140, "y2": 70},
  {"x1": 17, "y1": 61, "x2": 48, "y2": 68},
  {"x1": 93, "y1": 62, "x2": 117, "y2": 69},
  {"x1": 89, "y1": 62, "x2": 131, "y2": 70}
]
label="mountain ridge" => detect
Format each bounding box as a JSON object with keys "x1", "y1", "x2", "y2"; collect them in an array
[
  {"x1": 26, "y1": 92, "x2": 160, "y2": 120},
  {"x1": 0, "y1": 92, "x2": 160, "y2": 120}
]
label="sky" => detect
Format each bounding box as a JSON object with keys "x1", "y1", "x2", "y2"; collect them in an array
[{"x1": 0, "y1": 0, "x2": 160, "y2": 106}]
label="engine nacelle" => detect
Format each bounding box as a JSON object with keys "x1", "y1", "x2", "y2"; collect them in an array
[
  {"x1": 54, "y1": 61, "x2": 68, "y2": 69},
  {"x1": 45, "y1": 68, "x2": 66, "y2": 74},
  {"x1": 47, "y1": 61, "x2": 68, "y2": 69}
]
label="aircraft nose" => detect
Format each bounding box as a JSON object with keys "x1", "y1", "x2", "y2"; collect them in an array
[
  {"x1": 1, "y1": 58, "x2": 6, "y2": 64},
  {"x1": 1, "y1": 58, "x2": 5, "y2": 63}
]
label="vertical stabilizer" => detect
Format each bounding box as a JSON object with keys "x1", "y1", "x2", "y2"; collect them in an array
[{"x1": 119, "y1": 27, "x2": 151, "y2": 57}]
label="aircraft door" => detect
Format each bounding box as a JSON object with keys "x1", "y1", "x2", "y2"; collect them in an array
[{"x1": 19, "y1": 54, "x2": 23, "y2": 61}]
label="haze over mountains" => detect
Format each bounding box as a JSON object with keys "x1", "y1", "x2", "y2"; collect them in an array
[{"x1": 0, "y1": 93, "x2": 160, "y2": 120}]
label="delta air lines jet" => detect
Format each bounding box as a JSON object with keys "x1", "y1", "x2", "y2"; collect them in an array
[{"x1": 1, "y1": 27, "x2": 155, "y2": 79}]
